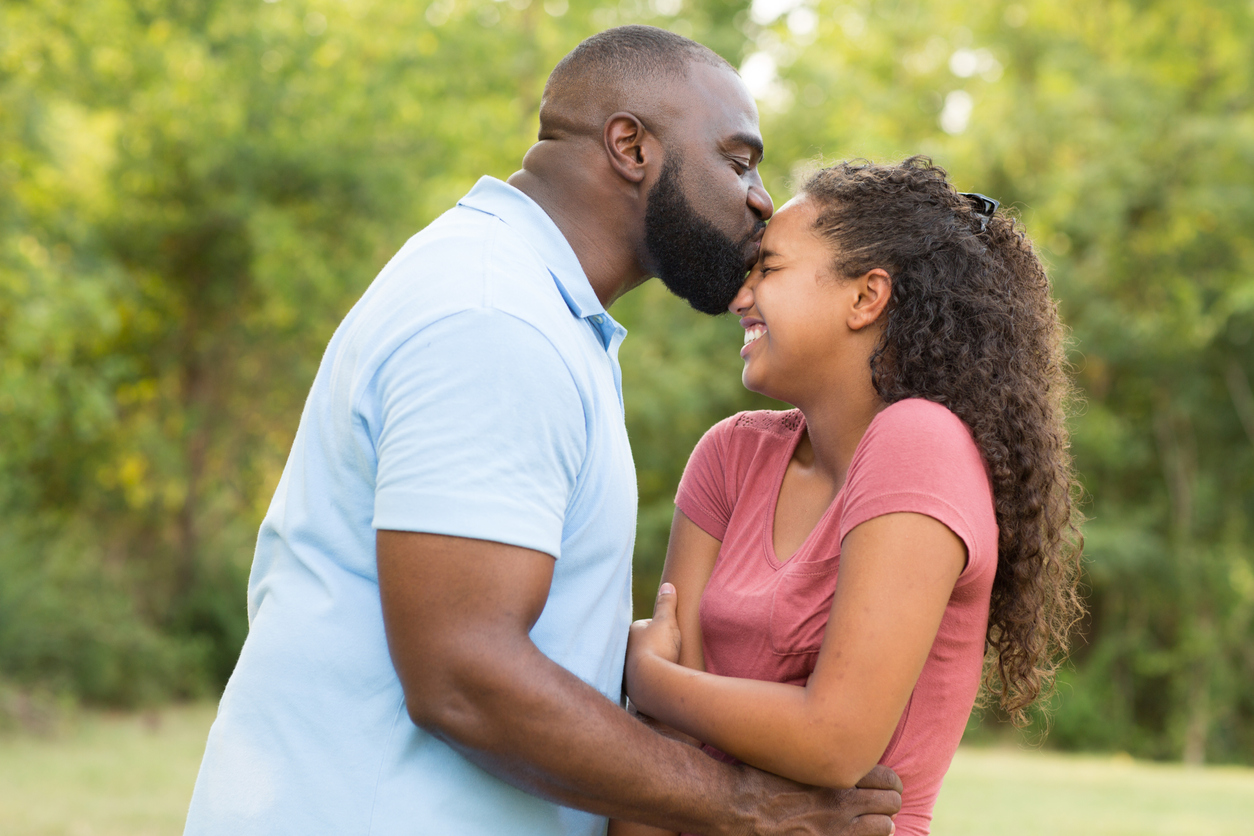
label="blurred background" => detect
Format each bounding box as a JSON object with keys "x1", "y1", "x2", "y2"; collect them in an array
[{"x1": 1, "y1": 0, "x2": 1252, "y2": 773}]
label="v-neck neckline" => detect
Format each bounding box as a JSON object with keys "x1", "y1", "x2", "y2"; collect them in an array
[{"x1": 761, "y1": 411, "x2": 849, "y2": 569}]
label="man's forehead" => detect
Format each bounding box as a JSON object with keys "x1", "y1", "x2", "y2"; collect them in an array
[{"x1": 669, "y1": 62, "x2": 763, "y2": 147}]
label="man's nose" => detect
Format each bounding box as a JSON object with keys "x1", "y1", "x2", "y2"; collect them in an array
[{"x1": 749, "y1": 179, "x2": 773, "y2": 221}]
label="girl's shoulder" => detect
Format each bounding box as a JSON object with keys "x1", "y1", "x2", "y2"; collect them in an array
[
  {"x1": 850, "y1": 398, "x2": 991, "y2": 508},
  {"x1": 721, "y1": 408, "x2": 806, "y2": 441},
  {"x1": 688, "y1": 408, "x2": 803, "y2": 488},
  {"x1": 678, "y1": 409, "x2": 803, "y2": 539},
  {"x1": 864, "y1": 398, "x2": 981, "y2": 457},
  {"x1": 874, "y1": 396, "x2": 969, "y2": 429},
  {"x1": 845, "y1": 399, "x2": 998, "y2": 579}
]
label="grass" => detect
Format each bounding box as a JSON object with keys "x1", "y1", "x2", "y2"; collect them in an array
[
  {"x1": 0, "y1": 702, "x2": 216, "y2": 836},
  {"x1": 1, "y1": 702, "x2": 1252, "y2": 835},
  {"x1": 931, "y1": 746, "x2": 1254, "y2": 835}
]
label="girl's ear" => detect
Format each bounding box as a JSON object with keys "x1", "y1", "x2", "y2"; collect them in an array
[{"x1": 847, "y1": 268, "x2": 892, "y2": 331}]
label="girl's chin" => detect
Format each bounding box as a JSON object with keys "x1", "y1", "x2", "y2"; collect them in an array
[
  {"x1": 740, "y1": 370, "x2": 773, "y2": 399},
  {"x1": 741, "y1": 370, "x2": 797, "y2": 408}
]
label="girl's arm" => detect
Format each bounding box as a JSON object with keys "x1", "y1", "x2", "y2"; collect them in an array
[
  {"x1": 625, "y1": 511, "x2": 966, "y2": 789},
  {"x1": 656, "y1": 508, "x2": 721, "y2": 672},
  {"x1": 608, "y1": 510, "x2": 722, "y2": 836}
]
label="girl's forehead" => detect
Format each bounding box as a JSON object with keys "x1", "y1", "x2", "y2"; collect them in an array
[
  {"x1": 763, "y1": 196, "x2": 820, "y2": 244},
  {"x1": 777, "y1": 195, "x2": 811, "y2": 214}
]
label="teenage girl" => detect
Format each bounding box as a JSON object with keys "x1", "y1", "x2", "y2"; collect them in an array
[{"x1": 610, "y1": 158, "x2": 1083, "y2": 836}]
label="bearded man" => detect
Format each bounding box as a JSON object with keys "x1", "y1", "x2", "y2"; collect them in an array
[{"x1": 184, "y1": 25, "x2": 901, "y2": 836}]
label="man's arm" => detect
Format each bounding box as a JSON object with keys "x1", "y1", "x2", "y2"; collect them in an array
[{"x1": 377, "y1": 529, "x2": 902, "y2": 835}]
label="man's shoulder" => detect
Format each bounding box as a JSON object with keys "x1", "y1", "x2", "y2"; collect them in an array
[
  {"x1": 402, "y1": 202, "x2": 556, "y2": 293},
  {"x1": 342, "y1": 204, "x2": 569, "y2": 356}
]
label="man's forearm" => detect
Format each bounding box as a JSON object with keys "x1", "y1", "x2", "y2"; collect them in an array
[{"x1": 414, "y1": 639, "x2": 760, "y2": 834}]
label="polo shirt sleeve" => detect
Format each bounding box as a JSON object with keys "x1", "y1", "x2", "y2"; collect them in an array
[{"x1": 366, "y1": 308, "x2": 587, "y2": 559}]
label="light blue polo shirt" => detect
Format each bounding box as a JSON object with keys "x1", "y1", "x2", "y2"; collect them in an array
[{"x1": 184, "y1": 178, "x2": 637, "y2": 836}]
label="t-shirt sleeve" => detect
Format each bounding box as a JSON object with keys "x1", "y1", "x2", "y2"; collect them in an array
[
  {"x1": 839, "y1": 400, "x2": 995, "y2": 579},
  {"x1": 674, "y1": 415, "x2": 739, "y2": 540},
  {"x1": 367, "y1": 308, "x2": 587, "y2": 559}
]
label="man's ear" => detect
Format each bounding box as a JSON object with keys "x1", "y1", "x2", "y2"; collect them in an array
[
  {"x1": 848, "y1": 268, "x2": 892, "y2": 331},
  {"x1": 604, "y1": 112, "x2": 651, "y2": 185}
]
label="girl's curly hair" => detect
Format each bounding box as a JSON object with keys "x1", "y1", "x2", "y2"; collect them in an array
[{"x1": 801, "y1": 157, "x2": 1085, "y2": 724}]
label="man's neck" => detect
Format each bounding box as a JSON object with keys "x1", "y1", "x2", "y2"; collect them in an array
[{"x1": 507, "y1": 153, "x2": 648, "y2": 309}]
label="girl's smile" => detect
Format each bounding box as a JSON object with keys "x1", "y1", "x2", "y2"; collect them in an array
[
  {"x1": 730, "y1": 197, "x2": 851, "y2": 401},
  {"x1": 740, "y1": 320, "x2": 766, "y2": 353}
]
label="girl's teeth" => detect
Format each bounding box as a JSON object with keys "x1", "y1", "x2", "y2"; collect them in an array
[{"x1": 743, "y1": 326, "x2": 766, "y2": 346}]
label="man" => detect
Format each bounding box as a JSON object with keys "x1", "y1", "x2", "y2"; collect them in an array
[{"x1": 184, "y1": 25, "x2": 901, "y2": 835}]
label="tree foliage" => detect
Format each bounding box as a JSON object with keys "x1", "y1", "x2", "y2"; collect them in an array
[{"x1": 2, "y1": 0, "x2": 1252, "y2": 763}]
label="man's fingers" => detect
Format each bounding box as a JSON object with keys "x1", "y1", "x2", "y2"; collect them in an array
[
  {"x1": 652, "y1": 582, "x2": 678, "y2": 621},
  {"x1": 847, "y1": 813, "x2": 896, "y2": 836},
  {"x1": 854, "y1": 764, "x2": 904, "y2": 794},
  {"x1": 838, "y1": 788, "x2": 902, "y2": 817}
]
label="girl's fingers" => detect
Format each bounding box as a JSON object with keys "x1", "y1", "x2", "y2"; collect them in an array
[{"x1": 653, "y1": 582, "x2": 678, "y2": 621}]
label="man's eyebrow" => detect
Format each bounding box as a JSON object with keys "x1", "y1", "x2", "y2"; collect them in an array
[{"x1": 727, "y1": 132, "x2": 765, "y2": 161}]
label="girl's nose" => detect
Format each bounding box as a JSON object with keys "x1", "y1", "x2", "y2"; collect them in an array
[{"x1": 729, "y1": 277, "x2": 755, "y2": 315}]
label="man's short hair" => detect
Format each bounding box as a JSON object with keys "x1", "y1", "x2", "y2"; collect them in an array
[
  {"x1": 548, "y1": 25, "x2": 731, "y2": 90},
  {"x1": 540, "y1": 25, "x2": 735, "y2": 139}
]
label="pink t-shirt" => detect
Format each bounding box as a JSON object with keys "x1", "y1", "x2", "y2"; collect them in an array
[{"x1": 675, "y1": 399, "x2": 997, "y2": 836}]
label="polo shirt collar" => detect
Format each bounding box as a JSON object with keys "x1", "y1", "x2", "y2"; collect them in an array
[{"x1": 458, "y1": 176, "x2": 608, "y2": 322}]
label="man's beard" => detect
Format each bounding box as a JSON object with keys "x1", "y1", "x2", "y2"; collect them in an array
[{"x1": 644, "y1": 156, "x2": 763, "y2": 315}]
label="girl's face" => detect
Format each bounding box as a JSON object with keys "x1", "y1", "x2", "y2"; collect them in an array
[{"x1": 730, "y1": 196, "x2": 857, "y2": 403}]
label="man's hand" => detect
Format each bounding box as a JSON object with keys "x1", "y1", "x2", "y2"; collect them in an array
[{"x1": 736, "y1": 763, "x2": 903, "y2": 836}]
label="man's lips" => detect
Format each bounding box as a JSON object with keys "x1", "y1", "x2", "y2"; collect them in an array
[
  {"x1": 743, "y1": 228, "x2": 766, "y2": 270},
  {"x1": 743, "y1": 240, "x2": 761, "y2": 270}
]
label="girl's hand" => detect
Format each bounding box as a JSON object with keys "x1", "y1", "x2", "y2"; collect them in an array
[{"x1": 625, "y1": 583, "x2": 682, "y2": 705}]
